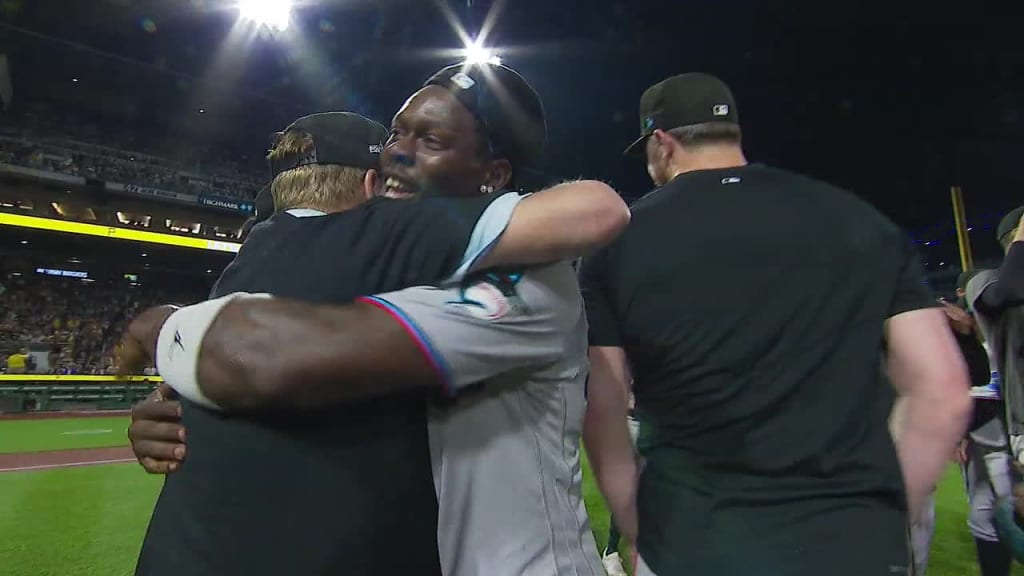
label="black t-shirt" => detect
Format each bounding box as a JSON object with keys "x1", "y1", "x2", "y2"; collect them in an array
[
  {"x1": 136, "y1": 195, "x2": 502, "y2": 576},
  {"x1": 956, "y1": 330, "x2": 990, "y2": 389},
  {"x1": 579, "y1": 165, "x2": 933, "y2": 576}
]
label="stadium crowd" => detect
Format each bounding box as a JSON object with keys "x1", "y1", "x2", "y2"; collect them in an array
[
  {"x1": 0, "y1": 275, "x2": 202, "y2": 375},
  {"x1": 0, "y1": 109, "x2": 262, "y2": 200}
]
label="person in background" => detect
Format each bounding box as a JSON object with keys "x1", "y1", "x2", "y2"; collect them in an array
[
  {"x1": 6, "y1": 346, "x2": 29, "y2": 374},
  {"x1": 968, "y1": 208, "x2": 1024, "y2": 453},
  {"x1": 904, "y1": 285, "x2": 993, "y2": 576},
  {"x1": 580, "y1": 72, "x2": 971, "y2": 576},
  {"x1": 935, "y1": 275, "x2": 1014, "y2": 576},
  {"x1": 965, "y1": 208, "x2": 1024, "y2": 571}
]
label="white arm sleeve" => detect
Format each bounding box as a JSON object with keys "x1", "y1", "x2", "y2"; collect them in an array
[{"x1": 155, "y1": 292, "x2": 273, "y2": 409}]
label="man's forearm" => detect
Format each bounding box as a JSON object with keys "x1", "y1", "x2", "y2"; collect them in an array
[
  {"x1": 584, "y1": 416, "x2": 639, "y2": 544},
  {"x1": 891, "y1": 394, "x2": 971, "y2": 520},
  {"x1": 195, "y1": 297, "x2": 440, "y2": 412},
  {"x1": 583, "y1": 345, "x2": 639, "y2": 543}
]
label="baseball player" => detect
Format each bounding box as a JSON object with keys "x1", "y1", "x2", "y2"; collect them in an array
[
  {"x1": 962, "y1": 352, "x2": 1014, "y2": 576},
  {"x1": 965, "y1": 207, "x2": 1024, "y2": 573},
  {"x1": 579, "y1": 72, "x2": 970, "y2": 576},
  {"x1": 124, "y1": 63, "x2": 616, "y2": 576}
]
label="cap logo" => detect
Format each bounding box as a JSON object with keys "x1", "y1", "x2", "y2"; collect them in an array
[
  {"x1": 368, "y1": 144, "x2": 383, "y2": 154},
  {"x1": 451, "y1": 72, "x2": 476, "y2": 90},
  {"x1": 713, "y1": 104, "x2": 730, "y2": 117},
  {"x1": 644, "y1": 117, "x2": 655, "y2": 131}
]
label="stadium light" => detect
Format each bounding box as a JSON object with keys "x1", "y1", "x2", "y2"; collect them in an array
[
  {"x1": 237, "y1": 0, "x2": 292, "y2": 32},
  {"x1": 463, "y1": 40, "x2": 502, "y2": 66}
]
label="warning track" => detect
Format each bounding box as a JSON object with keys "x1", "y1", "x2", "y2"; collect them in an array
[{"x1": 0, "y1": 446, "x2": 135, "y2": 473}]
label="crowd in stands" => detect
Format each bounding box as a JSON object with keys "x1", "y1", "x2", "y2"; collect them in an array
[
  {"x1": 0, "y1": 108, "x2": 263, "y2": 200},
  {"x1": 0, "y1": 275, "x2": 204, "y2": 375}
]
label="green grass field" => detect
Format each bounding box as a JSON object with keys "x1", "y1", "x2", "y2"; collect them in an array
[
  {"x1": 0, "y1": 416, "x2": 1019, "y2": 575},
  {"x1": 0, "y1": 417, "x2": 129, "y2": 453}
]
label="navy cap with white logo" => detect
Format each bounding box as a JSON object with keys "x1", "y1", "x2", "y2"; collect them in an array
[{"x1": 624, "y1": 73, "x2": 739, "y2": 156}]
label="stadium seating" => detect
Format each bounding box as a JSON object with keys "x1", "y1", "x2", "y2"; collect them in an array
[
  {"x1": 0, "y1": 110, "x2": 263, "y2": 201},
  {"x1": 0, "y1": 274, "x2": 204, "y2": 376}
]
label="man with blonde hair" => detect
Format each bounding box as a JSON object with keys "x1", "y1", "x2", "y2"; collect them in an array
[{"x1": 130, "y1": 64, "x2": 624, "y2": 576}]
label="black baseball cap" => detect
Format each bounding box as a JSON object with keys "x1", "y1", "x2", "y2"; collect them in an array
[
  {"x1": 268, "y1": 112, "x2": 387, "y2": 179},
  {"x1": 254, "y1": 112, "x2": 387, "y2": 224},
  {"x1": 624, "y1": 73, "x2": 739, "y2": 156},
  {"x1": 997, "y1": 206, "x2": 1024, "y2": 242},
  {"x1": 425, "y1": 63, "x2": 546, "y2": 170}
]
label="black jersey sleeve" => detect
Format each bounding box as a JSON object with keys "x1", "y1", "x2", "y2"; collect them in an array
[
  {"x1": 367, "y1": 193, "x2": 514, "y2": 286},
  {"x1": 578, "y1": 246, "x2": 624, "y2": 347}
]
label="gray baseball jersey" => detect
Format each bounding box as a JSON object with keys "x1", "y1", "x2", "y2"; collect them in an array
[
  {"x1": 364, "y1": 262, "x2": 604, "y2": 576},
  {"x1": 968, "y1": 270, "x2": 1024, "y2": 445}
]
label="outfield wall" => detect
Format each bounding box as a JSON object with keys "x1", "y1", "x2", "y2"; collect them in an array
[{"x1": 0, "y1": 375, "x2": 159, "y2": 414}]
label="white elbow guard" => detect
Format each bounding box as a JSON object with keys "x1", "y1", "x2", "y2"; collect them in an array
[{"x1": 155, "y1": 292, "x2": 273, "y2": 410}]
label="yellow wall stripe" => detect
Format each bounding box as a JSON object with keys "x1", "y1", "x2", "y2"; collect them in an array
[
  {"x1": 0, "y1": 375, "x2": 162, "y2": 382},
  {"x1": 0, "y1": 212, "x2": 241, "y2": 253}
]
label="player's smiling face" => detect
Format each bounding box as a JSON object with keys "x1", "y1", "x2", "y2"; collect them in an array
[{"x1": 380, "y1": 86, "x2": 499, "y2": 199}]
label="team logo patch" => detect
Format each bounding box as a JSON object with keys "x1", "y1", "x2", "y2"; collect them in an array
[
  {"x1": 644, "y1": 116, "x2": 655, "y2": 131},
  {"x1": 712, "y1": 104, "x2": 730, "y2": 116},
  {"x1": 448, "y1": 272, "x2": 526, "y2": 320}
]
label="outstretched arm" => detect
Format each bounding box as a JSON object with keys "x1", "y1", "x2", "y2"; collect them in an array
[
  {"x1": 116, "y1": 297, "x2": 434, "y2": 411},
  {"x1": 124, "y1": 265, "x2": 581, "y2": 412},
  {"x1": 471, "y1": 180, "x2": 629, "y2": 273},
  {"x1": 194, "y1": 296, "x2": 434, "y2": 411}
]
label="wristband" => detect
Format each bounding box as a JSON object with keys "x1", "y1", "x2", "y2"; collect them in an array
[{"x1": 155, "y1": 292, "x2": 272, "y2": 410}]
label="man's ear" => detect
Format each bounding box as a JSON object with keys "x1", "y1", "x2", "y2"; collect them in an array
[
  {"x1": 651, "y1": 129, "x2": 673, "y2": 161},
  {"x1": 484, "y1": 159, "x2": 513, "y2": 192},
  {"x1": 364, "y1": 169, "x2": 381, "y2": 200}
]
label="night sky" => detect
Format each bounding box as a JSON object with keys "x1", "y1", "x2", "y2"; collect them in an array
[{"x1": 1, "y1": 0, "x2": 1021, "y2": 266}]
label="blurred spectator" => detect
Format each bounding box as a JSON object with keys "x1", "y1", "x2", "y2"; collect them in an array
[
  {"x1": 0, "y1": 109, "x2": 262, "y2": 200},
  {"x1": 0, "y1": 274, "x2": 203, "y2": 374},
  {"x1": 5, "y1": 347, "x2": 29, "y2": 374}
]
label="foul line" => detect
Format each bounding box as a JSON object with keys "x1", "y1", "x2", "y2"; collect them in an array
[{"x1": 0, "y1": 458, "x2": 136, "y2": 473}]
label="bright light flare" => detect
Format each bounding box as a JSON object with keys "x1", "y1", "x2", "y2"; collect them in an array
[
  {"x1": 238, "y1": 0, "x2": 292, "y2": 32},
  {"x1": 463, "y1": 40, "x2": 502, "y2": 66}
]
